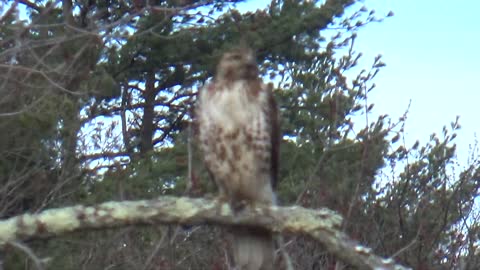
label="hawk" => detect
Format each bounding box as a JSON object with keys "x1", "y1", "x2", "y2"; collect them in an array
[{"x1": 195, "y1": 47, "x2": 280, "y2": 270}]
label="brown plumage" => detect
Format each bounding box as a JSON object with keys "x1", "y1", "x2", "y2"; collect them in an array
[{"x1": 195, "y1": 47, "x2": 280, "y2": 270}]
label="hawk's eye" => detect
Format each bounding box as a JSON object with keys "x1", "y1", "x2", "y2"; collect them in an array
[{"x1": 229, "y1": 54, "x2": 242, "y2": 61}]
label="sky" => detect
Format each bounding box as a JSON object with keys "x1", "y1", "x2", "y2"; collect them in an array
[
  {"x1": 353, "y1": 0, "x2": 480, "y2": 165},
  {"x1": 240, "y1": 0, "x2": 480, "y2": 165}
]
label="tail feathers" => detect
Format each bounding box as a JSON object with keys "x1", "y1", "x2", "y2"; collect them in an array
[{"x1": 232, "y1": 227, "x2": 274, "y2": 270}]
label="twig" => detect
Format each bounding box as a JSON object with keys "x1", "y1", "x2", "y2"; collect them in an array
[{"x1": 7, "y1": 241, "x2": 45, "y2": 270}]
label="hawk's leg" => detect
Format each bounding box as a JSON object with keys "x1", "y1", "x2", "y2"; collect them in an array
[{"x1": 229, "y1": 193, "x2": 250, "y2": 213}]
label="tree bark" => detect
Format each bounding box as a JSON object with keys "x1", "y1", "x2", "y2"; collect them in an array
[
  {"x1": 140, "y1": 70, "x2": 157, "y2": 155},
  {"x1": 0, "y1": 196, "x2": 410, "y2": 270}
]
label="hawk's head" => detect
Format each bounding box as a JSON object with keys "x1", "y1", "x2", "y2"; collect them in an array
[{"x1": 215, "y1": 47, "x2": 259, "y2": 83}]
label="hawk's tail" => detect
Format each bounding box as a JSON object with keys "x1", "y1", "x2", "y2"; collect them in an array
[{"x1": 232, "y1": 227, "x2": 274, "y2": 270}]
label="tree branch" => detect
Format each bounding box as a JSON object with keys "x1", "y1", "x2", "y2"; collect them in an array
[
  {"x1": 0, "y1": 196, "x2": 410, "y2": 270},
  {"x1": 18, "y1": 0, "x2": 41, "y2": 13}
]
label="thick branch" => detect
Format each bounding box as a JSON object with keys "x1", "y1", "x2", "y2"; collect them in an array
[{"x1": 0, "y1": 196, "x2": 409, "y2": 270}]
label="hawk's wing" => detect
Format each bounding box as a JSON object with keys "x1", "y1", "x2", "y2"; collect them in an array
[{"x1": 266, "y1": 83, "x2": 280, "y2": 189}]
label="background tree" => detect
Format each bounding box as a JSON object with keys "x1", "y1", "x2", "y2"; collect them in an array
[{"x1": 0, "y1": 0, "x2": 479, "y2": 269}]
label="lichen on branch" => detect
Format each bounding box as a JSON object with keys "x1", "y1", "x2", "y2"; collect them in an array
[{"x1": 0, "y1": 196, "x2": 409, "y2": 270}]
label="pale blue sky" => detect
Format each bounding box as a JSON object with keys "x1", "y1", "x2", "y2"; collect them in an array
[
  {"x1": 240, "y1": 0, "x2": 480, "y2": 164},
  {"x1": 354, "y1": 0, "x2": 480, "y2": 164}
]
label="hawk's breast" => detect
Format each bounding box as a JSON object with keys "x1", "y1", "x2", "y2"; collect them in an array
[{"x1": 197, "y1": 81, "x2": 274, "y2": 203}]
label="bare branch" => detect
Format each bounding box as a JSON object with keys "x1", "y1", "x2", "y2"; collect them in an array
[
  {"x1": 0, "y1": 64, "x2": 85, "y2": 96},
  {"x1": 17, "y1": 0, "x2": 41, "y2": 13},
  {"x1": 7, "y1": 241, "x2": 45, "y2": 270},
  {"x1": 0, "y1": 196, "x2": 410, "y2": 270},
  {"x1": 0, "y1": 1, "x2": 18, "y2": 23}
]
